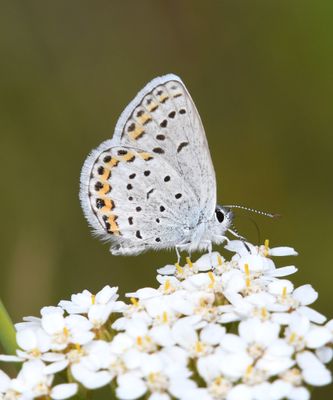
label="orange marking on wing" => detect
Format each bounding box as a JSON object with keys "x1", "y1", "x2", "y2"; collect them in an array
[
  {"x1": 147, "y1": 102, "x2": 158, "y2": 112},
  {"x1": 102, "y1": 198, "x2": 114, "y2": 212},
  {"x1": 108, "y1": 214, "x2": 120, "y2": 235},
  {"x1": 100, "y1": 183, "x2": 111, "y2": 195},
  {"x1": 100, "y1": 168, "x2": 111, "y2": 181},
  {"x1": 120, "y1": 152, "x2": 135, "y2": 162},
  {"x1": 137, "y1": 114, "x2": 152, "y2": 125},
  {"x1": 130, "y1": 127, "x2": 145, "y2": 140},
  {"x1": 159, "y1": 95, "x2": 169, "y2": 103},
  {"x1": 138, "y1": 152, "x2": 153, "y2": 161},
  {"x1": 111, "y1": 158, "x2": 119, "y2": 167}
]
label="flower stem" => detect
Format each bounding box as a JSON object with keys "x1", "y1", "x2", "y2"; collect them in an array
[{"x1": 0, "y1": 299, "x2": 17, "y2": 355}]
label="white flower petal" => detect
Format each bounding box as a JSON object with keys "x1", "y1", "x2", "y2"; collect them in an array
[
  {"x1": 168, "y1": 377, "x2": 197, "y2": 398},
  {"x1": 268, "y1": 246, "x2": 298, "y2": 256},
  {"x1": 316, "y1": 346, "x2": 333, "y2": 364},
  {"x1": 194, "y1": 253, "x2": 215, "y2": 271},
  {"x1": 200, "y1": 324, "x2": 225, "y2": 345},
  {"x1": 16, "y1": 329, "x2": 37, "y2": 351},
  {"x1": 45, "y1": 359, "x2": 69, "y2": 374},
  {"x1": 306, "y1": 327, "x2": 332, "y2": 349},
  {"x1": 220, "y1": 334, "x2": 247, "y2": 353},
  {"x1": 41, "y1": 352, "x2": 66, "y2": 362},
  {"x1": 150, "y1": 325, "x2": 174, "y2": 347},
  {"x1": 268, "y1": 279, "x2": 294, "y2": 296},
  {"x1": 116, "y1": 373, "x2": 147, "y2": 400},
  {"x1": 219, "y1": 352, "x2": 253, "y2": 379},
  {"x1": 172, "y1": 319, "x2": 198, "y2": 348},
  {"x1": 0, "y1": 354, "x2": 23, "y2": 362},
  {"x1": 51, "y1": 383, "x2": 78, "y2": 399},
  {"x1": 42, "y1": 312, "x2": 65, "y2": 335},
  {"x1": 96, "y1": 285, "x2": 118, "y2": 304},
  {"x1": 288, "y1": 386, "x2": 310, "y2": 400},
  {"x1": 302, "y1": 366, "x2": 332, "y2": 386},
  {"x1": 157, "y1": 265, "x2": 176, "y2": 275},
  {"x1": 227, "y1": 384, "x2": 252, "y2": 400},
  {"x1": 0, "y1": 370, "x2": 11, "y2": 391},
  {"x1": 267, "y1": 266, "x2": 297, "y2": 277},
  {"x1": 297, "y1": 306, "x2": 327, "y2": 324},
  {"x1": 293, "y1": 285, "x2": 318, "y2": 306},
  {"x1": 71, "y1": 364, "x2": 112, "y2": 389}
]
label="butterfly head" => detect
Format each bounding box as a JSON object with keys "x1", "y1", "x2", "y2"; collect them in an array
[{"x1": 209, "y1": 205, "x2": 234, "y2": 238}]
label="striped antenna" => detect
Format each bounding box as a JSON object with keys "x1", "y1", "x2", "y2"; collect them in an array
[{"x1": 224, "y1": 205, "x2": 280, "y2": 219}]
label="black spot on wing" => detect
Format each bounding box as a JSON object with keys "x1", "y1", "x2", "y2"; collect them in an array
[
  {"x1": 95, "y1": 182, "x2": 103, "y2": 191},
  {"x1": 177, "y1": 142, "x2": 189, "y2": 153},
  {"x1": 96, "y1": 199, "x2": 105, "y2": 209},
  {"x1": 146, "y1": 188, "x2": 154, "y2": 199},
  {"x1": 127, "y1": 123, "x2": 135, "y2": 132},
  {"x1": 153, "y1": 147, "x2": 164, "y2": 154}
]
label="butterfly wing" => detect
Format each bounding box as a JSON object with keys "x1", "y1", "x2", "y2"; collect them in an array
[
  {"x1": 114, "y1": 74, "x2": 217, "y2": 216},
  {"x1": 80, "y1": 145, "x2": 199, "y2": 255},
  {"x1": 80, "y1": 74, "x2": 217, "y2": 255}
]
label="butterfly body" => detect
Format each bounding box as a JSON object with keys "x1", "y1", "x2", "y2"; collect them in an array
[{"x1": 80, "y1": 74, "x2": 233, "y2": 256}]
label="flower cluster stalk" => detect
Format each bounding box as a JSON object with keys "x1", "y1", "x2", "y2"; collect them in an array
[{"x1": 0, "y1": 299, "x2": 17, "y2": 356}]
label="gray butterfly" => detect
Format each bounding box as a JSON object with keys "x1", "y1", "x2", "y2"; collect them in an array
[{"x1": 80, "y1": 74, "x2": 235, "y2": 258}]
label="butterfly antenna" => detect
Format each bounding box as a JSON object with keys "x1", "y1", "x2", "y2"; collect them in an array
[{"x1": 224, "y1": 205, "x2": 280, "y2": 219}]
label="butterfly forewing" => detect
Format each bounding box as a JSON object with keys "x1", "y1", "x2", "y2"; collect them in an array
[{"x1": 117, "y1": 77, "x2": 217, "y2": 216}]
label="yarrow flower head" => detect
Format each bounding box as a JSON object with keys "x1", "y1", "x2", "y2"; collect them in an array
[{"x1": 0, "y1": 240, "x2": 332, "y2": 399}]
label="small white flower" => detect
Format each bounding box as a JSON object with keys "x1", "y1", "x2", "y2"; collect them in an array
[
  {"x1": 71, "y1": 340, "x2": 115, "y2": 389},
  {"x1": 41, "y1": 306, "x2": 94, "y2": 351},
  {"x1": 286, "y1": 314, "x2": 332, "y2": 351},
  {"x1": 59, "y1": 286, "x2": 126, "y2": 328},
  {"x1": 10, "y1": 359, "x2": 78, "y2": 399},
  {"x1": 172, "y1": 318, "x2": 223, "y2": 358},
  {"x1": 59, "y1": 285, "x2": 123, "y2": 313}
]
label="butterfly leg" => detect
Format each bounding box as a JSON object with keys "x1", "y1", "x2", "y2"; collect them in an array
[
  {"x1": 175, "y1": 243, "x2": 191, "y2": 264},
  {"x1": 175, "y1": 245, "x2": 181, "y2": 264},
  {"x1": 215, "y1": 235, "x2": 230, "y2": 245}
]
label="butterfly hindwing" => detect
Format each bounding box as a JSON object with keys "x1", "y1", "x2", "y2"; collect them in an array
[{"x1": 83, "y1": 145, "x2": 198, "y2": 254}]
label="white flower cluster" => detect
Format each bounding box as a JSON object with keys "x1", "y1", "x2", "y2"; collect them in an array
[{"x1": 0, "y1": 240, "x2": 332, "y2": 400}]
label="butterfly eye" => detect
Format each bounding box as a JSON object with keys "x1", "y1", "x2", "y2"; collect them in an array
[{"x1": 215, "y1": 208, "x2": 225, "y2": 223}]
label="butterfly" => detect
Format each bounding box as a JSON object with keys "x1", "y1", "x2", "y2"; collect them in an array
[{"x1": 80, "y1": 74, "x2": 235, "y2": 259}]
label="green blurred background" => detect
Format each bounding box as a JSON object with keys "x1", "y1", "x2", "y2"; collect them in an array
[{"x1": 0, "y1": 0, "x2": 332, "y2": 396}]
